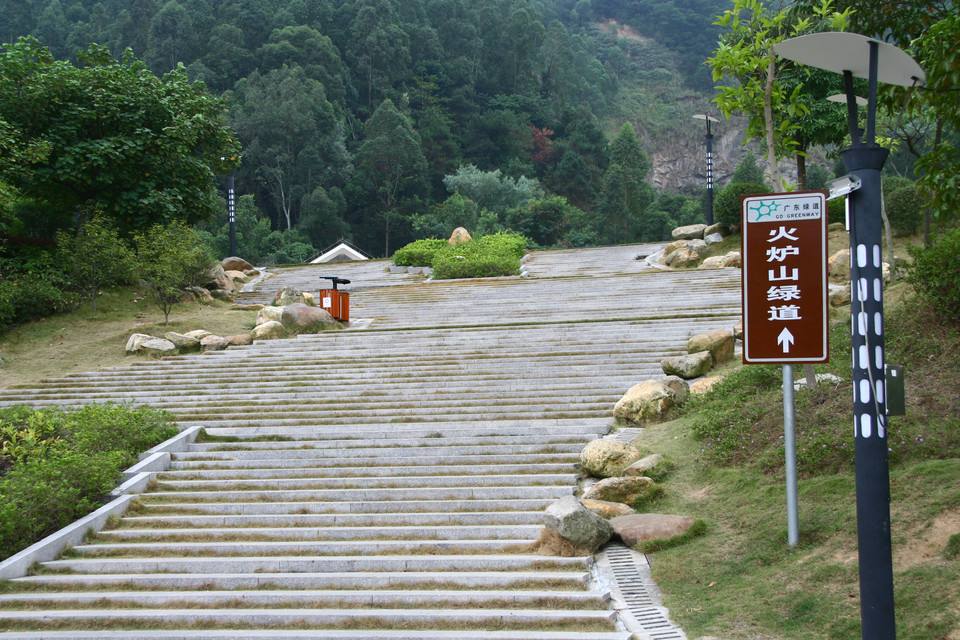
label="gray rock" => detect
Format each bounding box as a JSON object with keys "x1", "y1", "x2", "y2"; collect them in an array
[
  {"x1": 125, "y1": 334, "x2": 177, "y2": 355},
  {"x1": 704, "y1": 223, "x2": 729, "y2": 237},
  {"x1": 543, "y1": 496, "x2": 613, "y2": 552},
  {"x1": 579, "y1": 440, "x2": 643, "y2": 479},
  {"x1": 794, "y1": 373, "x2": 843, "y2": 390},
  {"x1": 665, "y1": 246, "x2": 702, "y2": 268},
  {"x1": 671, "y1": 224, "x2": 708, "y2": 240},
  {"x1": 221, "y1": 256, "x2": 254, "y2": 272},
  {"x1": 226, "y1": 333, "x2": 254, "y2": 346},
  {"x1": 829, "y1": 283, "x2": 851, "y2": 307},
  {"x1": 184, "y1": 286, "x2": 213, "y2": 304},
  {"x1": 164, "y1": 332, "x2": 201, "y2": 352},
  {"x1": 704, "y1": 232, "x2": 725, "y2": 245},
  {"x1": 661, "y1": 351, "x2": 714, "y2": 379},
  {"x1": 829, "y1": 249, "x2": 850, "y2": 281},
  {"x1": 281, "y1": 303, "x2": 338, "y2": 334},
  {"x1": 699, "y1": 256, "x2": 726, "y2": 269},
  {"x1": 183, "y1": 330, "x2": 212, "y2": 340},
  {"x1": 582, "y1": 476, "x2": 661, "y2": 508},
  {"x1": 209, "y1": 288, "x2": 234, "y2": 301},
  {"x1": 610, "y1": 513, "x2": 697, "y2": 548},
  {"x1": 623, "y1": 454, "x2": 671, "y2": 480},
  {"x1": 448, "y1": 227, "x2": 472, "y2": 245},
  {"x1": 256, "y1": 306, "x2": 284, "y2": 326},
  {"x1": 205, "y1": 264, "x2": 235, "y2": 293},
  {"x1": 200, "y1": 335, "x2": 230, "y2": 351},
  {"x1": 272, "y1": 287, "x2": 302, "y2": 307},
  {"x1": 251, "y1": 320, "x2": 286, "y2": 340},
  {"x1": 687, "y1": 329, "x2": 735, "y2": 364},
  {"x1": 613, "y1": 377, "x2": 689, "y2": 425},
  {"x1": 580, "y1": 499, "x2": 636, "y2": 519},
  {"x1": 720, "y1": 251, "x2": 741, "y2": 268}
]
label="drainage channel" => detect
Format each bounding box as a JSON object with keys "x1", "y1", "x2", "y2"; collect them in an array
[{"x1": 596, "y1": 543, "x2": 687, "y2": 640}]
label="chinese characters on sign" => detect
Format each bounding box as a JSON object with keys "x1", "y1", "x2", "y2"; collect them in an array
[{"x1": 742, "y1": 192, "x2": 829, "y2": 363}]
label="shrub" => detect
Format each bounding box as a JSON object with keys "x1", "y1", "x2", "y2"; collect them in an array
[
  {"x1": 55, "y1": 214, "x2": 135, "y2": 311},
  {"x1": 393, "y1": 238, "x2": 448, "y2": 267},
  {"x1": 885, "y1": 183, "x2": 924, "y2": 236},
  {"x1": 0, "y1": 404, "x2": 177, "y2": 558},
  {"x1": 430, "y1": 232, "x2": 528, "y2": 280},
  {"x1": 828, "y1": 197, "x2": 846, "y2": 225},
  {"x1": 0, "y1": 260, "x2": 79, "y2": 330},
  {"x1": 715, "y1": 181, "x2": 770, "y2": 227},
  {"x1": 909, "y1": 227, "x2": 960, "y2": 324},
  {"x1": 134, "y1": 221, "x2": 215, "y2": 324}
]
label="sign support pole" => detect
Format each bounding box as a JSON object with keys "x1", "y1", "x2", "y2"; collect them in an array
[{"x1": 782, "y1": 364, "x2": 799, "y2": 547}]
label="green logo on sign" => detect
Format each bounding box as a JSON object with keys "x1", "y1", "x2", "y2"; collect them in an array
[{"x1": 748, "y1": 200, "x2": 778, "y2": 221}]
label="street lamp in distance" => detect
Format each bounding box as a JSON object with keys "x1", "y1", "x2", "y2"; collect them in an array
[
  {"x1": 692, "y1": 114, "x2": 720, "y2": 226},
  {"x1": 221, "y1": 155, "x2": 240, "y2": 258}
]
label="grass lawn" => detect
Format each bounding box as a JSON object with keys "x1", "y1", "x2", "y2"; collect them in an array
[
  {"x1": 629, "y1": 282, "x2": 960, "y2": 639},
  {"x1": 0, "y1": 288, "x2": 257, "y2": 388}
]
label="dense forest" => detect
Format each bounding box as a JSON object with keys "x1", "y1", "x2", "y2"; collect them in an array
[{"x1": 0, "y1": 0, "x2": 725, "y2": 258}]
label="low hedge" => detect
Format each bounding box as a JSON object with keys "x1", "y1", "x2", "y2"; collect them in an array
[
  {"x1": 392, "y1": 238, "x2": 448, "y2": 267},
  {"x1": 431, "y1": 232, "x2": 528, "y2": 280},
  {"x1": 0, "y1": 404, "x2": 178, "y2": 558},
  {"x1": 909, "y1": 227, "x2": 960, "y2": 325}
]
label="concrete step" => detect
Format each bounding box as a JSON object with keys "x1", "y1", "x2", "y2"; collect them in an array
[
  {"x1": 156, "y1": 463, "x2": 578, "y2": 480},
  {"x1": 135, "y1": 498, "x2": 556, "y2": 515},
  {"x1": 152, "y1": 474, "x2": 578, "y2": 491},
  {"x1": 140, "y1": 486, "x2": 572, "y2": 504},
  {"x1": 10, "y1": 570, "x2": 592, "y2": 591},
  {"x1": 71, "y1": 539, "x2": 537, "y2": 557},
  {"x1": 117, "y1": 511, "x2": 544, "y2": 529},
  {"x1": 38, "y1": 554, "x2": 591, "y2": 574},
  {"x1": 98, "y1": 525, "x2": 541, "y2": 542},
  {"x1": 168, "y1": 453, "x2": 581, "y2": 470},
  {"x1": 0, "y1": 629, "x2": 633, "y2": 640},
  {"x1": 171, "y1": 443, "x2": 585, "y2": 460},
  {"x1": 187, "y1": 434, "x2": 595, "y2": 451},
  {"x1": 0, "y1": 589, "x2": 607, "y2": 609}
]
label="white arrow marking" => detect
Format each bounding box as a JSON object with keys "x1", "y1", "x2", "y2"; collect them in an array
[{"x1": 777, "y1": 327, "x2": 795, "y2": 354}]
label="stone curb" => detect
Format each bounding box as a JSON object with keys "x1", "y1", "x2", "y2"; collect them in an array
[{"x1": 0, "y1": 494, "x2": 136, "y2": 580}]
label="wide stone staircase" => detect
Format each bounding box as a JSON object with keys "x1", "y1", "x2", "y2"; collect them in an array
[{"x1": 0, "y1": 244, "x2": 740, "y2": 639}]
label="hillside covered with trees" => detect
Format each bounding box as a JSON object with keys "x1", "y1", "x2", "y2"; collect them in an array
[{"x1": 0, "y1": 0, "x2": 727, "y2": 261}]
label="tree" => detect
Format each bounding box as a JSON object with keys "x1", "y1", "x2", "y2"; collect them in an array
[
  {"x1": 597, "y1": 123, "x2": 655, "y2": 244},
  {"x1": 708, "y1": 0, "x2": 852, "y2": 187},
  {"x1": 442, "y1": 165, "x2": 543, "y2": 215},
  {"x1": 55, "y1": 215, "x2": 134, "y2": 311},
  {"x1": 354, "y1": 99, "x2": 428, "y2": 255},
  {"x1": 145, "y1": 0, "x2": 199, "y2": 73},
  {"x1": 731, "y1": 152, "x2": 766, "y2": 185},
  {"x1": 134, "y1": 220, "x2": 213, "y2": 324},
  {"x1": 0, "y1": 38, "x2": 239, "y2": 239}
]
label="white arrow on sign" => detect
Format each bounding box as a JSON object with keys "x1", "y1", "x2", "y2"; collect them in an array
[{"x1": 777, "y1": 327, "x2": 795, "y2": 353}]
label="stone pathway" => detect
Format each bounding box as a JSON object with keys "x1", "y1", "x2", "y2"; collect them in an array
[{"x1": 0, "y1": 244, "x2": 740, "y2": 638}]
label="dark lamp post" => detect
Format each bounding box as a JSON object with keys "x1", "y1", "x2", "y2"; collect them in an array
[
  {"x1": 693, "y1": 114, "x2": 720, "y2": 226},
  {"x1": 221, "y1": 155, "x2": 240, "y2": 258},
  {"x1": 774, "y1": 32, "x2": 925, "y2": 640}
]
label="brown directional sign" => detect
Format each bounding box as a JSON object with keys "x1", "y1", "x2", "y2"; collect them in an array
[{"x1": 741, "y1": 191, "x2": 829, "y2": 364}]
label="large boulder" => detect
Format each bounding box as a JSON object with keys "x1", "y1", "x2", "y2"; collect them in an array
[
  {"x1": 251, "y1": 320, "x2": 286, "y2": 340},
  {"x1": 704, "y1": 232, "x2": 725, "y2": 245},
  {"x1": 224, "y1": 270, "x2": 249, "y2": 283},
  {"x1": 210, "y1": 288, "x2": 234, "y2": 301},
  {"x1": 184, "y1": 329, "x2": 212, "y2": 340},
  {"x1": 671, "y1": 224, "x2": 707, "y2": 240},
  {"x1": 687, "y1": 329, "x2": 735, "y2": 364},
  {"x1": 200, "y1": 335, "x2": 230, "y2": 351},
  {"x1": 699, "y1": 256, "x2": 727, "y2": 269},
  {"x1": 164, "y1": 332, "x2": 201, "y2": 352},
  {"x1": 256, "y1": 306, "x2": 284, "y2": 326},
  {"x1": 205, "y1": 264, "x2": 235, "y2": 293},
  {"x1": 690, "y1": 375, "x2": 724, "y2": 395},
  {"x1": 829, "y1": 249, "x2": 850, "y2": 281},
  {"x1": 704, "y1": 223, "x2": 729, "y2": 237},
  {"x1": 221, "y1": 256, "x2": 254, "y2": 272},
  {"x1": 226, "y1": 333, "x2": 254, "y2": 346},
  {"x1": 582, "y1": 476, "x2": 662, "y2": 508},
  {"x1": 609, "y1": 513, "x2": 697, "y2": 548},
  {"x1": 579, "y1": 440, "x2": 643, "y2": 479},
  {"x1": 829, "y1": 283, "x2": 851, "y2": 307},
  {"x1": 665, "y1": 246, "x2": 702, "y2": 268},
  {"x1": 282, "y1": 303, "x2": 338, "y2": 334},
  {"x1": 720, "y1": 251, "x2": 742, "y2": 268},
  {"x1": 580, "y1": 499, "x2": 636, "y2": 519},
  {"x1": 613, "y1": 377, "x2": 689, "y2": 425},
  {"x1": 272, "y1": 287, "x2": 302, "y2": 307},
  {"x1": 301, "y1": 291, "x2": 316, "y2": 307},
  {"x1": 661, "y1": 351, "x2": 714, "y2": 379},
  {"x1": 184, "y1": 286, "x2": 213, "y2": 304},
  {"x1": 125, "y1": 334, "x2": 177, "y2": 356},
  {"x1": 448, "y1": 227, "x2": 472, "y2": 245},
  {"x1": 542, "y1": 496, "x2": 613, "y2": 553}
]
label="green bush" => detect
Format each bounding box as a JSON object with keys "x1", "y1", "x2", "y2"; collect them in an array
[
  {"x1": 885, "y1": 183, "x2": 924, "y2": 236},
  {"x1": 431, "y1": 232, "x2": 528, "y2": 280},
  {"x1": 0, "y1": 264, "x2": 79, "y2": 330},
  {"x1": 0, "y1": 404, "x2": 177, "y2": 557},
  {"x1": 909, "y1": 227, "x2": 960, "y2": 324},
  {"x1": 393, "y1": 238, "x2": 448, "y2": 267},
  {"x1": 134, "y1": 220, "x2": 215, "y2": 324},
  {"x1": 715, "y1": 182, "x2": 770, "y2": 227},
  {"x1": 828, "y1": 197, "x2": 846, "y2": 225}
]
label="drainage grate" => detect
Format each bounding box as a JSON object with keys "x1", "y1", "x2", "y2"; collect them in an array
[{"x1": 597, "y1": 543, "x2": 687, "y2": 640}]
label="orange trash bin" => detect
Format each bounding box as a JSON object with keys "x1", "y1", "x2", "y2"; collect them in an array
[{"x1": 319, "y1": 277, "x2": 350, "y2": 322}]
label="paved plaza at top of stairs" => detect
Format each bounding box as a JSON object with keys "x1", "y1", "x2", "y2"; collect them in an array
[{"x1": 0, "y1": 243, "x2": 741, "y2": 639}]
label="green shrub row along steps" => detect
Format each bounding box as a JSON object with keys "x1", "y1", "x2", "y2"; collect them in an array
[{"x1": 393, "y1": 233, "x2": 529, "y2": 280}]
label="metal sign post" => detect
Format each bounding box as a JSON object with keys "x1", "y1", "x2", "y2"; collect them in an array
[
  {"x1": 774, "y1": 32, "x2": 926, "y2": 639},
  {"x1": 741, "y1": 190, "x2": 830, "y2": 547}
]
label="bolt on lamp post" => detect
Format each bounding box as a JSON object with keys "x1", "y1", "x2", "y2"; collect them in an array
[
  {"x1": 774, "y1": 32, "x2": 925, "y2": 640},
  {"x1": 692, "y1": 114, "x2": 720, "y2": 226}
]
